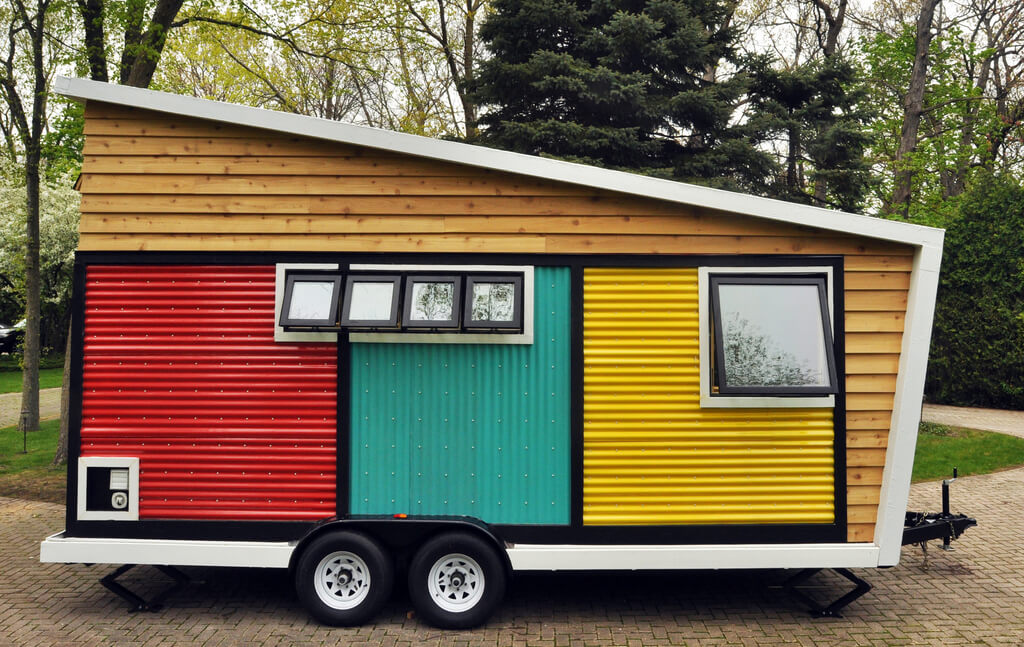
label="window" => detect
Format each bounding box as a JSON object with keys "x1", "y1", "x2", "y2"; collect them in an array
[
  {"x1": 342, "y1": 275, "x2": 402, "y2": 329},
  {"x1": 698, "y1": 267, "x2": 837, "y2": 408},
  {"x1": 349, "y1": 264, "x2": 534, "y2": 345},
  {"x1": 279, "y1": 271, "x2": 342, "y2": 329},
  {"x1": 710, "y1": 275, "x2": 837, "y2": 396},
  {"x1": 275, "y1": 263, "x2": 340, "y2": 342},
  {"x1": 464, "y1": 275, "x2": 523, "y2": 330},
  {"x1": 404, "y1": 275, "x2": 462, "y2": 329},
  {"x1": 273, "y1": 263, "x2": 534, "y2": 344}
]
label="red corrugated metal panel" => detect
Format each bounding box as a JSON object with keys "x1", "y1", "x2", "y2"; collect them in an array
[{"x1": 80, "y1": 265, "x2": 337, "y2": 521}]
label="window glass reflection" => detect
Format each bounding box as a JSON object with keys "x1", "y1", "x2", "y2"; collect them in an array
[
  {"x1": 471, "y1": 282, "x2": 515, "y2": 322},
  {"x1": 717, "y1": 283, "x2": 830, "y2": 388},
  {"x1": 287, "y1": 281, "x2": 335, "y2": 321},
  {"x1": 349, "y1": 282, "x2": 396, "y2": 320},
  {"x1": 409, "y1": 282, "x2": 455, "y2": 321}
]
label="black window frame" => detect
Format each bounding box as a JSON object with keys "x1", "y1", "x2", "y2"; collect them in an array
[
  {"x1": 709, "y1": 274, "x2": 838, "y2": 396},
  {"x1": 278, "y1": 271, "x2": 343, "y2": 330},
  {"x1": 463, "y1": 274, "x2": 524, "y2": 331},
  {"x1": 340, "y1": 274, "x2": 402, "y2": 329},
  {"x1": 402, "y1": 274, "x2": 463, "y2": 330}
]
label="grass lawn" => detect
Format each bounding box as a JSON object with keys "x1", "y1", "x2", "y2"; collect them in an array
[
  {"x1": 0, "y1": 418, "x2": 65, "y2": 503},
  {"x1": 912, "y1": 422, "x2": 1024, "y2": 482},
  {"x1": 2, "y1": 420, "x2": 1023, "y2": 506},
  {"x1": 0, "y1": 367, "x2": 64, "y2": 393}
]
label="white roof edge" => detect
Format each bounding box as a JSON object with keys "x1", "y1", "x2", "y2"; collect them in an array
[{"x1": 56, "y1": 75, "x2": 943, "y2": 249}]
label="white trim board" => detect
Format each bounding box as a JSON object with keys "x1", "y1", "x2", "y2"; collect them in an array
[
  {"x1": 40, "y1": 532, "x2": 294, "y2": 568},
  {"x1": 41, "y1": 532, "x2": 878, "y2": 571},
  {"x1": 55, "y1": 75, "x2": 942, "y2": 250},
  {"x1": 506, "y1": 543, "x2": 879, "y2": 571}
]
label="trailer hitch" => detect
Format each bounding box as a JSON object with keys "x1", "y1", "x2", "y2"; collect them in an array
[{"x1": 902, "y1": 468, "x2": 977, "y2": 549}]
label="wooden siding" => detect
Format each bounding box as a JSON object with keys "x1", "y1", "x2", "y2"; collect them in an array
[{"x1": 78, "y1": 101, "x2": 915, "y2": 543}]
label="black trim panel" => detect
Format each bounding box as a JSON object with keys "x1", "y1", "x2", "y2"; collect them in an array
[{"x1": 65, "y1": 251, "x2": 849, "y2": 548}]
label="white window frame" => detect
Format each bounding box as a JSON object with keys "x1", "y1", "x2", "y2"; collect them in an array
[
  {"x1": 698, "y1": 266, "x2": 836, "y2": 409},
  {"x1": 348, "y1": 264, "x2": 534, "y2": 345},
  {"x1": 76, "y1": 456, "x2": 140, "y2": 521},
  {"x1": 274, "y1": 263, "x2": 340, "y2": 343}
]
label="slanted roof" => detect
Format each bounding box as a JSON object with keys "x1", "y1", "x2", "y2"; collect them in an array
[{"x1": 55, "y1": 75, "x2": 942, "y2": 253}]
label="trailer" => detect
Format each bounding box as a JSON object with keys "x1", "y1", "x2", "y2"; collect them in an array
[{"x1": 40, "y1": 75, "x2": 949, "y2": 628}]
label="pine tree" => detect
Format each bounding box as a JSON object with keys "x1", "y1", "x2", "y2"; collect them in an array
[
  {"x1": 472, "y1": 0, "x2": 775, "y2": 190},
  {"x1": 746, "y1": 55, "x2": 875, "y2": 212}
]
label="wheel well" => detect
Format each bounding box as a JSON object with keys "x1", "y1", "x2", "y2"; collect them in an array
[{"x1": 289, "y1": 518, "x2": 510, "y2": 575}]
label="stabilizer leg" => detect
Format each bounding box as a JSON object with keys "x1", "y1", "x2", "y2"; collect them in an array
[
  {"x1": 783, "y1": 567, "x2": 872, "y2": 618},
  {"x1": 100, "y1": 564, "x2": 190, "y2": 613}
]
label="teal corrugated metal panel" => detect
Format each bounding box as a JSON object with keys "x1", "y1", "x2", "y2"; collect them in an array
[{"x1": 349, "y1": 267, "x2": 571, "y2": 524}]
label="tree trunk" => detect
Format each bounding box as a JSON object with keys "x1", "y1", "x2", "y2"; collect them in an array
[
  {"x1": 18, "y1": 152, "x2": 40, "y2": 432},
  {"x1": 461, "y1": 0, "x2": 477, "y2": 138},
  {"x1": 52, "y1": 321, "x2": 71, "y2": 466},
  {"x1": 17, "y1": 0, "x2": 48, "y2": 434},
  {"x1": 786, "y1": 122, "x2": 800, "y2": 194},
  {"x1": 888, "y1": 0, "x2": 942, "y2": 219},
  {"x1": 77, "y1": 0, "x2": 108, "y2": 81},
  {"x1": 122, "y1": 0, "x2": 185, "y2": 88}
]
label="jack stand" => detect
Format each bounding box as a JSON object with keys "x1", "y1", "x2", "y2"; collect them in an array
[
  {"x1": 783, "y1": 568, "x2": 872, "y2": 617},
  {"x1": 100, "y1": 564, "x2": 190, "y2": 612}
]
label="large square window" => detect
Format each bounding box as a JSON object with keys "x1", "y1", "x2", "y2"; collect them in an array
[
  {"x1": 709, "y1": 275, "x2": 837, "y2": 396},
  {"x1": 341, "y1": 275, "x2": 402, "y2": 329},
  {"x1": 279, "y1": 272, "x2": 342, "y2": 329},
  {"x1": 464, "y1": 275, "x2": 523, "y2": 331},
  {"x1": 403, "y1": 275, "x2": 461, "y2": 329}
]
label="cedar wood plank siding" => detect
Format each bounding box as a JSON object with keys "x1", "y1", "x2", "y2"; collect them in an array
[{"x1": 77, "y1": 101, "x2": 915, "y2": 543}]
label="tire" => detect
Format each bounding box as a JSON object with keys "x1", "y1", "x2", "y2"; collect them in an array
[
  {"x1": 294, "y1": 531, "x2": 393, "y2": 626},
  {"x1": 407, "y1": 532, "x2": 507, "y2": 629}
]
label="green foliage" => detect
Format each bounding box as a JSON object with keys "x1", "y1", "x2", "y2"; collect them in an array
[
  {"x1": 860, "y1": 26, "x2": 1006, "y2": 226},
  {"x1": 925, "y1": 174, "x2": 1024, "y2": 408},
  {"x1": 746, "y1": 54, "x2": 875, "y2": 212},
  {"x1": 40, "y1": 98, "x2": 84, "y2": 179},
  {"x1": 0, "y1": 162, "x2": 80, "y2": 350},
  {"x1": 472, "y1": 0, "x2": 775, "y2": 191},
  {"x1": 913, "y1": 423, "x2": 1024, "y2": 482},
  {"x1": 0, "y1": 353, "x2": 65, "y2": 371},
  {"x1": 154, "y1": 1, "x2": 464, "y2": 137}
]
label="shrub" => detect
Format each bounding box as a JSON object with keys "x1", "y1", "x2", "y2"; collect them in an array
[{"x1": 925, "y1": 173, "x2": 1024, "y2": 408}]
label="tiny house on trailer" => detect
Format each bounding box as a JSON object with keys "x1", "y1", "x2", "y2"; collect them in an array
[{"x1": 41, "y1": 76, "x2": 944, "y2": 628}]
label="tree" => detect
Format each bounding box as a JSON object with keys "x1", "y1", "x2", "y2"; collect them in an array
[
  {"x1": 746, "y1": 54, "x2": 874, "y2": 211},
  {"x1": 886, "y1": 0, "x2": 941, "y2": 218},
  {"x1": 404, "y1": 0, "x2": 488, "y2": 137},
  {"x1": 0, "y1": 163, "x2": 80, "y2": 352},
  {"x1": 78, "y1": 0, "x2": 186, "y2": 87},
  {"x1": 0, "y1": 0, "x2": 68, "y2": 433},
  {"x1": 472, "y1": 0, "x2": 775, "y2": 190},
  {"x1": 154, "y1": 1, "x2": 469, "y2": 136}
]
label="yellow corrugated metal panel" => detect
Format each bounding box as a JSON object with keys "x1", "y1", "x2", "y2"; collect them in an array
[{"x1": 583, "y1": 267, "x2": 835, "y2": 526}]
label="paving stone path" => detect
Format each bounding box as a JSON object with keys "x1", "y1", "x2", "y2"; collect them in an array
[
  {"x1": 922, "y1": 404, "x2": 1024, "y2": 439},
  {"x1": 0, "y1": 387, "x2": 60, "y2": 428},
  {"x1": 3, "y1": 466, "x2": 1021, "y2": 646}
]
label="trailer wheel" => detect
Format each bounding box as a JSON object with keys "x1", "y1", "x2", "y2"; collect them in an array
[
  {"x1": 408, "y1": 532, "x2": 506, "y2": 629},
  {"x1": 295, "y1": 531, "x2": 393, "y2": 626}
]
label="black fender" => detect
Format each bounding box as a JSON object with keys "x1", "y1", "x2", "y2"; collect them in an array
[{"x1": 288, "y1": 515, "x2": 511, "y2": 575}]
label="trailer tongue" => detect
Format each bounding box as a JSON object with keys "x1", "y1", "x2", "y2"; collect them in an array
[{"x1": 902, "y1": 469, "x2": 978, "y2": 549}]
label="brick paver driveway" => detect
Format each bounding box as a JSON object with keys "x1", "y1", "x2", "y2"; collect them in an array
[{"x1": 3, "y1": 468, "x2": 1022, "y2": 646}]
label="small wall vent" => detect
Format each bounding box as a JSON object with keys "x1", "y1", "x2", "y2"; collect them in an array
[{"x1": 77, "y1": 457, "x2": 139, "y2": 521}]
